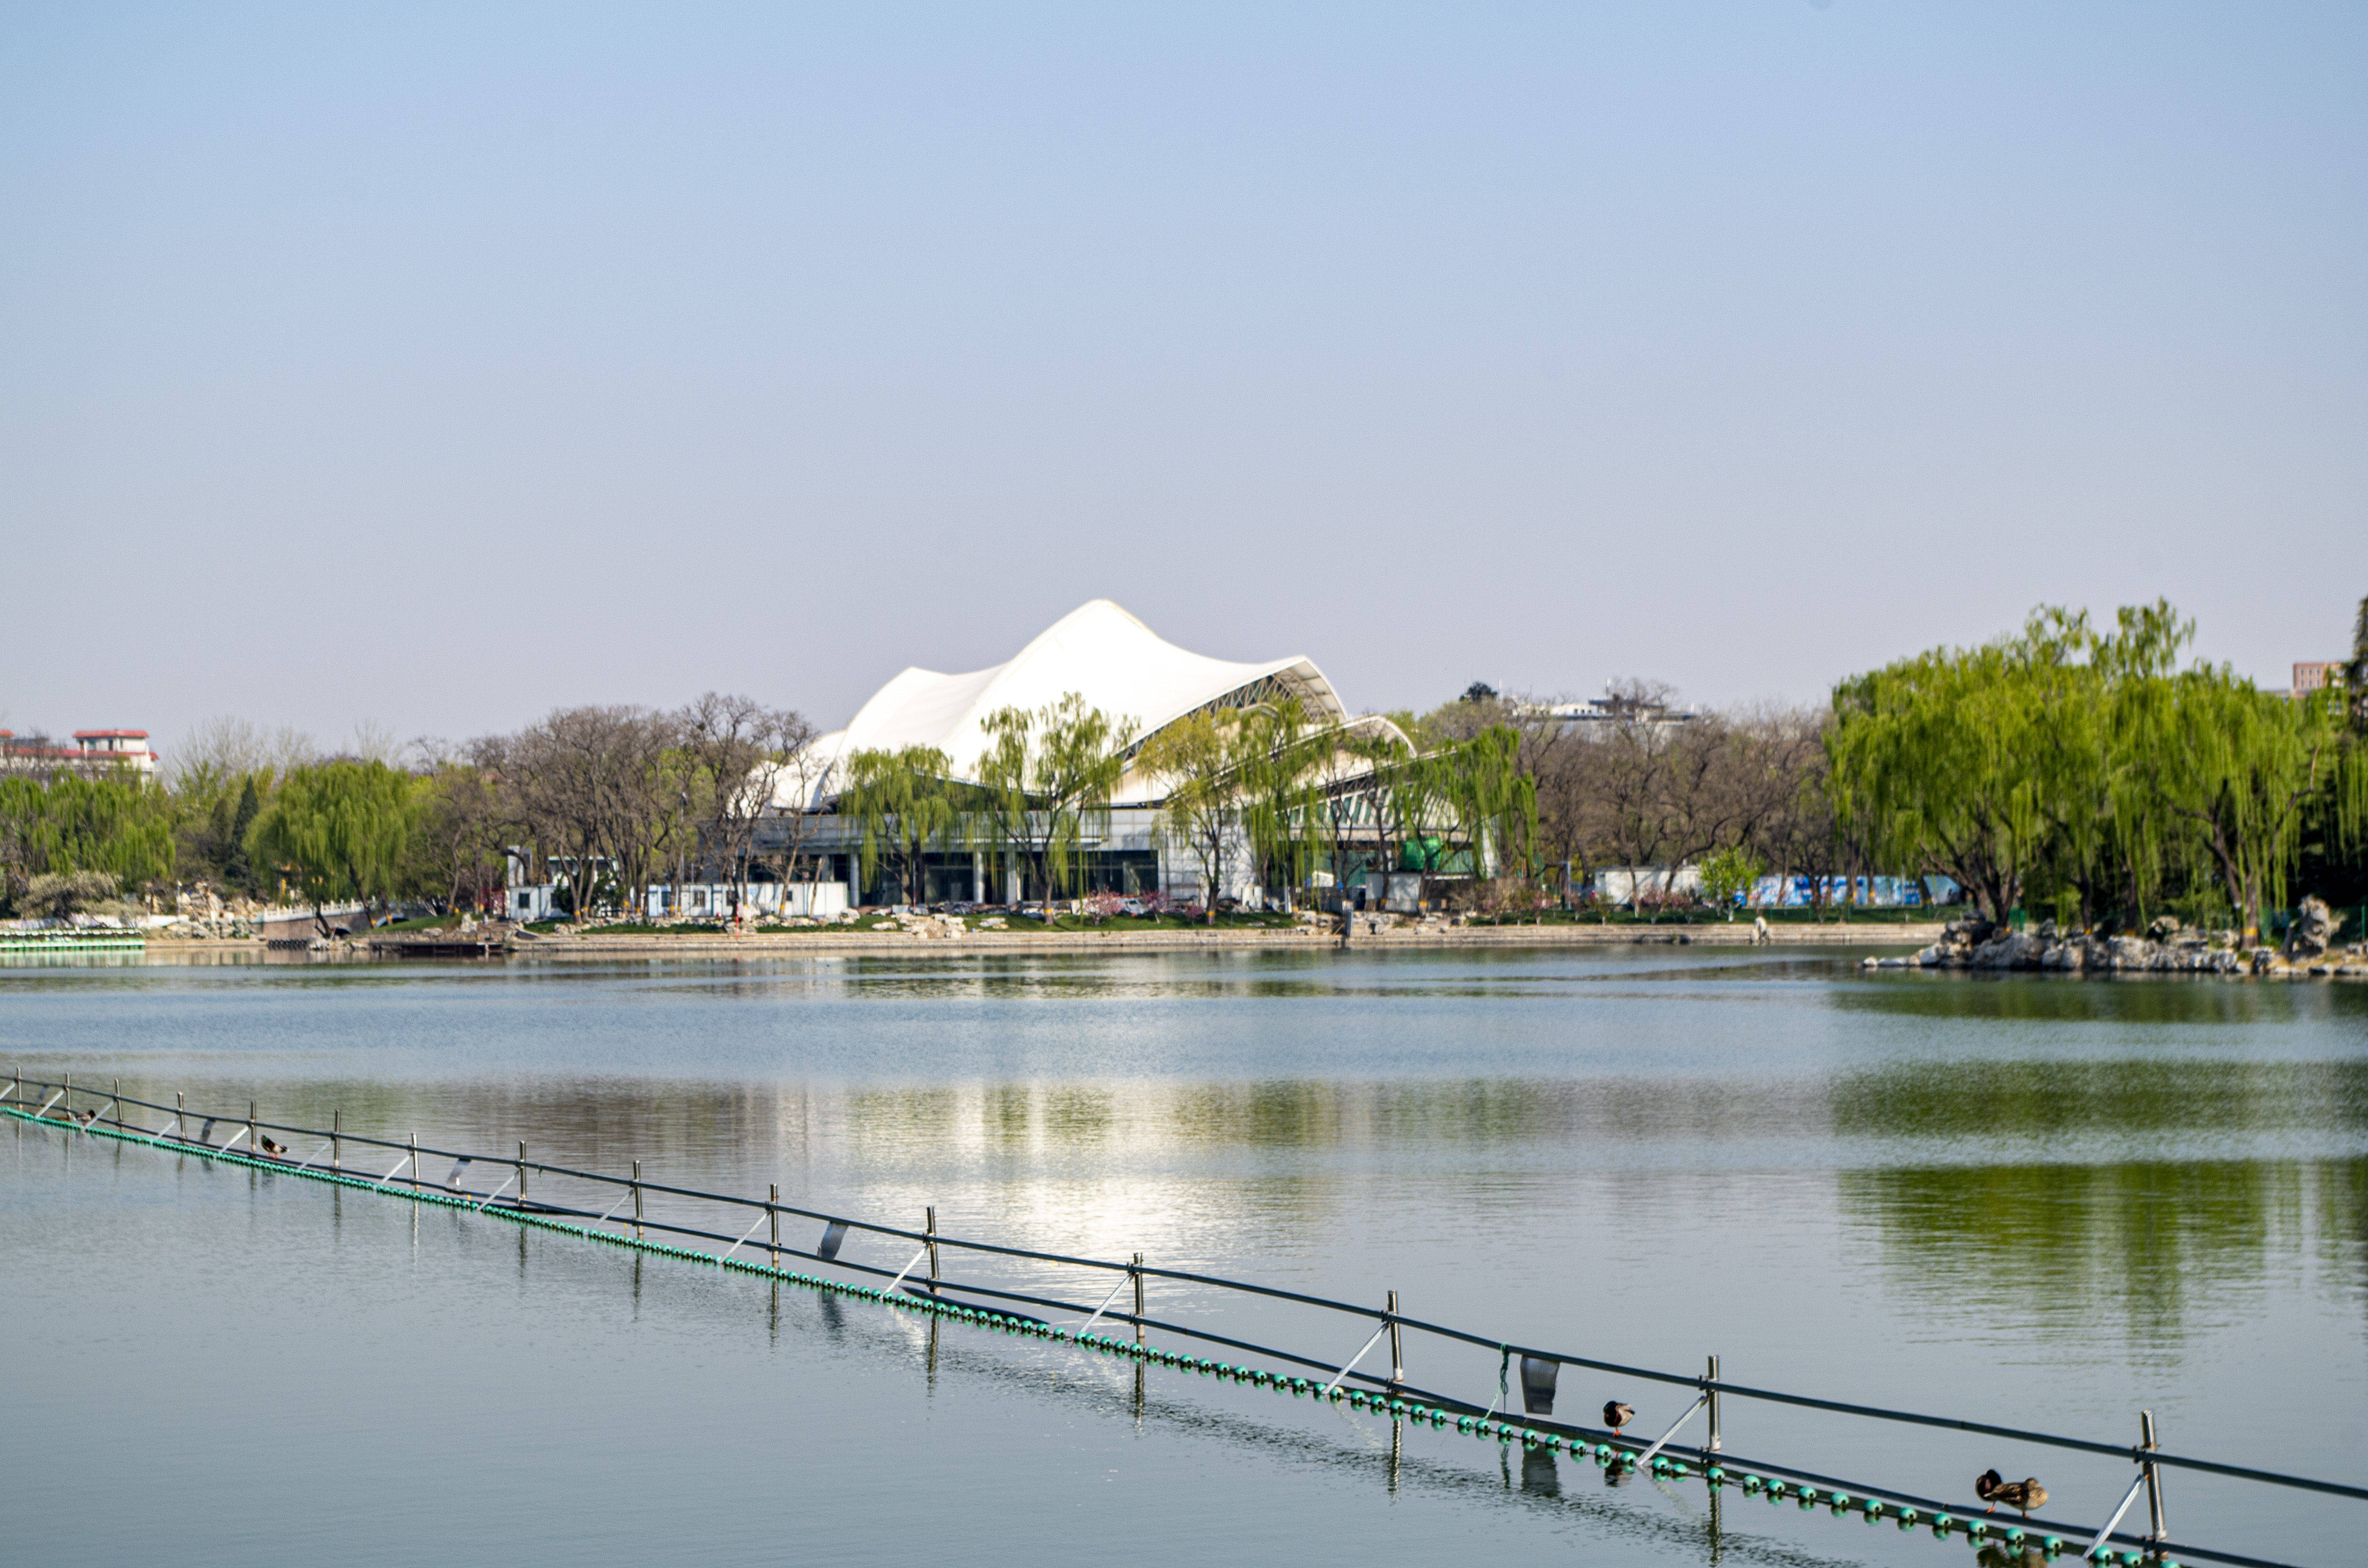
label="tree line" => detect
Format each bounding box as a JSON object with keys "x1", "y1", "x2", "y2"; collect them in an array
[
  {"x1": 0, "y1": 698, "x2": 814, "y2": 927},
  {"x1": 1827, "y1": 600, "x2": 2365, "y2": 937},
  {"x1": 7, "y1": 595, "x2": 2359, "y2": 935},
  {"x1": 1407, "y1": 594, "x2": 2367, "y2": 932}
]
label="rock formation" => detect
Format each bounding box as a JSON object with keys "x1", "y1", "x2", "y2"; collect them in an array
[
  {"x1": 2284, "y1": 895, "x2": 2340, "y2": 960},
  {"x1": 1868, "y1": 915, "x2": 2245, "y2": 973},
  {"x1": 1864, "y1": 908, "x2": 2365, "y2": 978}
]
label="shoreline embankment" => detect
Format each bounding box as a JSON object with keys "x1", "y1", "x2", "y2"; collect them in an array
[
  {"x1": 128, "y1": 920, "x2": 1943, "y2": 960},
  {"x1": 491, "y1": 922, "x2": 1941, "y2": 956}
]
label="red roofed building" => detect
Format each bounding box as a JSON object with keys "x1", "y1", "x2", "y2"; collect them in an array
[{"x1": 0, "y1": 728, "x2": 159, "y2": 780}]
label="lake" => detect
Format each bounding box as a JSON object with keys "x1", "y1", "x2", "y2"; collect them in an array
[{"x1": 3, "y1": 945, "x2": 2361, "y2": 1567}]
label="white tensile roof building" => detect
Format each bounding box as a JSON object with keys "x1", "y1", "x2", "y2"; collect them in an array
[{"x1": 773, "y1": 600, "x2": 1403, "y2": 906}]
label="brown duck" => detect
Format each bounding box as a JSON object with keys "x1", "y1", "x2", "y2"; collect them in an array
[
  {"x1": 1975, "y1": 1470, "x2": 2048, "y2": 1518},
  {"x1": 1603, "y1": 1401, "x2": 1634, "y2": 1439}
]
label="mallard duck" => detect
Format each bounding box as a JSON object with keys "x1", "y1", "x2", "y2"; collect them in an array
[
  {"x1": 259, "y1": 1135, "x2": 287, "y2": 1157},
  {"x1": 1603, "y1": 1400, "x2": 1634, "y2": 1438},
  {"x1": 1975, "y1": 1470, "x2": 2047, "y2": 1517}
]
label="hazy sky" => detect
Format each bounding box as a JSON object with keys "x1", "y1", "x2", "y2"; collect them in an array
[{"x1": 5, "y1": 2, "x2": 2363, "y2": 759}]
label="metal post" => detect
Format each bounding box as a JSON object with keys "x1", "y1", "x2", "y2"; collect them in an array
[
  {"x1": 632, "y1": 1159, "x2": 643, "y2": 1239},
  {"x1": 769, "y1": 1184, "x2": 781, "y2": 1270},
  {"x1": 408, "y1": 1133, "x2": 419, "y2": 1189},
  {"x1": 2141, "y1": 1410, "x2": 2168, "y2": 1542},
  {"x1": 176, "y1": 1092, "x2": 185, "y2": 1140},
  {"x1": 1386, "y1": 1289, "x2": 1404, "y2": 1387},
  {"x1": 517, "y1": 1142, "x2": 528, "y2": 1207},
  {"x1": 113, "y1": 1078, "x2": 123, "y2": 1129},
  {"x1": 926, "y1": 1206, "x2": 939, "y2": 1294},
  {"x1": 1133, "y1": 1252, "x2": 1146, "y2": 1343},
  {"x1": 331, "y1": 1109, "x2": 340, "y2": 1174},
  {"x1": 63, "y1": 1073, "x2": 72, "y2": 1120},
  {"x1": 248, "y1": 1102, "x2": 258, "y2": 1156},
  {"x1": 1707, "y1": 1354, "x2": 1721, "y2": 1452}
]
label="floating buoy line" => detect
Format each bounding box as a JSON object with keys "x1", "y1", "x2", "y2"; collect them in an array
[{"x1": 7, "y1": 1074, "x2": 2353, "y2": 1568}]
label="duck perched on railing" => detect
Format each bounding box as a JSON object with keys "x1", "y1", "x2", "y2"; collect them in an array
[{"x1": 1975, "y1": 1469, "x2": 2048, "y2": 1517}]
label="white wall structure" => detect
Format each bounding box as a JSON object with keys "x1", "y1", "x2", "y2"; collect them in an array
[
  {"x1": 645, "y1": 882, "x2": 850, "y2": 919},
  {"x1": 1592, "y1": 866, "x2": 1705, "y2": 904},
  {"x1": 508, "y1": 883, "x2": 560, "y2": 921}
]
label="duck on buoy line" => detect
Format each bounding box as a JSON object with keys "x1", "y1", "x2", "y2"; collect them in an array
[{"x1": 1975, "y1": 1469, "x2": 2048, "y2": 1518}]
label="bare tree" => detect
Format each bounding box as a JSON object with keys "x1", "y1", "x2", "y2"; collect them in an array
[
  {"x1": 166, "y1": 718, "x2": 318, "y2": 790},
  {"x1": 674, "y1": 693, "x2": 817, "y2": 919},
  {"x1": 1576, "y1": 680, "x2": 1684, "y2": 910},
  {"x1": 1728, "y1": 708, "x2": 1833, "y2": 914},
  {"x1": 508, "y1": 705, "x2": 680, "y2": 919},
  {"x1": 405, "y1": 753, "x2": 513, "y2": 914},
  {"x1": 752, "y1": 734, "x2": 836, "y2": 910}
]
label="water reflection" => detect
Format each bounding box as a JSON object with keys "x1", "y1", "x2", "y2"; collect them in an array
[
  {"x1": 77, "y1": 1063, "x2": 2356, "y2": 1180},
  {"x1": 1833, "y1": 1060, "x2": 2368, "y2": 1142},
  {"x1": 1840, "y1": 970, "x2": 2365, "y2": 1027},
  {"x1": 1840, "y1": 1158, "x2": 2367, "y2": 1341},
  {"x1": 1974, "y1": 1546, "x2": 2054, "y2": 1568}
]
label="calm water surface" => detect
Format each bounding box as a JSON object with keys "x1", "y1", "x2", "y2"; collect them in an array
[{"x1": 3, "y1": 945, "x2": 2363, "y2": 1567}]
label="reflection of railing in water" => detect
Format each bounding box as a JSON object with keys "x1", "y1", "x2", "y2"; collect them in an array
[{"x1": 9, "y1": 1068, "x2": 2359, "y2": 1568}]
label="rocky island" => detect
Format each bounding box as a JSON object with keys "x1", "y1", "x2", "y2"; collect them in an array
[{"x1": 1865, "y1": 896, "x2": 2362, "y2": 978}]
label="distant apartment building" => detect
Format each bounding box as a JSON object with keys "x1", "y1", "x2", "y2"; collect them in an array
[
  {"x1": 0, "y1": 729, "x2": 160, "y2": 779},
  {"x1": 2292, "y1": 661, "x2": 2344, "y2": 697}
]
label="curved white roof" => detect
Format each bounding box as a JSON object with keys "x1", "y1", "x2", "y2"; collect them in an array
[{"x1": 785, "y1": 600, "x2": 1357, "y2": 808}]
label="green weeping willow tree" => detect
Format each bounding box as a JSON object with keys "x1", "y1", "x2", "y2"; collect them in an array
[
  {"x1": 246, "y1": 760, "x2": 419, "y2": 931},
  {"x1": 1826, "y1": 632, "x2": 2061, "y2": 923},
  {"x1": 0, "y1": 772, "x2": 178, "y2": 908},
  {"x1": 1434, "y1": 725, "x2": 1537, "y2": 889},
  {"x1": 1828, "y1": 600, "x2": 2365, "y2": 937},
  {"x1": 1139, "y1": 709, "x2": 1255, "y2": 920},
  {"x1": 1230, "y1": 698, "x2": 1317, "y2": 907},
  {"x1": 974, "y1": 695, "x2": 1138, "y2": 902},
  {"x1": 2114, "y1": 659, "x2": 2362, "y2": 940},
  {"x1": 838, "y1": 745, "x2": 956, "y2": 905}
]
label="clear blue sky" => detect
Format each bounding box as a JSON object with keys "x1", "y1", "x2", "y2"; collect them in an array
[{"x1": 4, "y1": 2, "x2": 2363, "y2": 754}]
